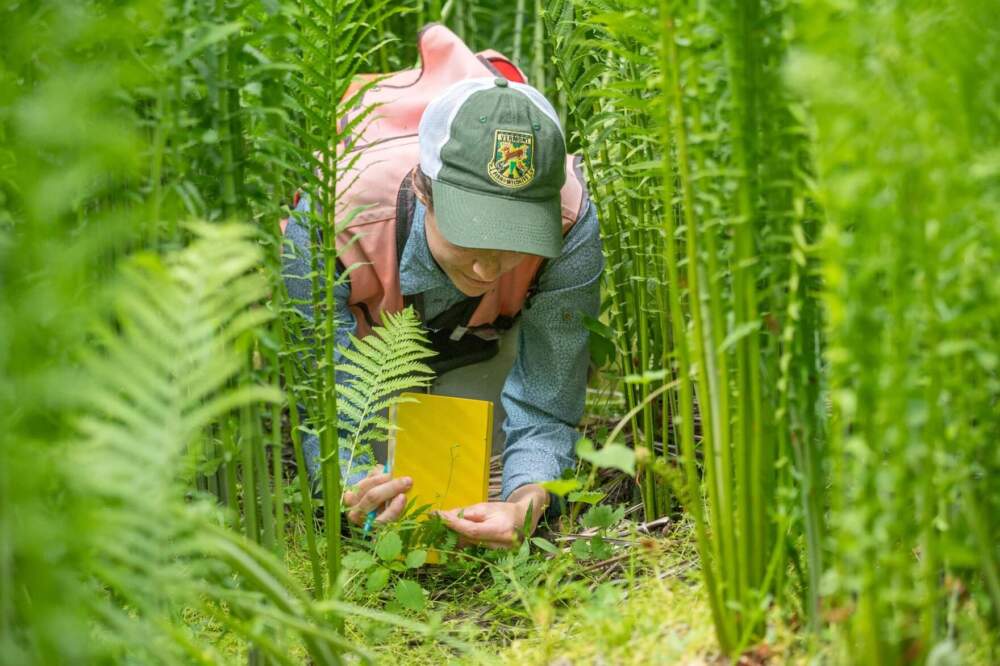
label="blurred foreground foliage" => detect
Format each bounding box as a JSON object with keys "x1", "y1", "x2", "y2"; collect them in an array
[{"x1": 1, "y1": 0, "x2": 998, "y2": 663}]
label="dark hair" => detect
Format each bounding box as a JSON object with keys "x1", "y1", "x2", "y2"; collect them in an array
[{"x1": 412, "y1": 166, "x2": 434, "y2": 211}]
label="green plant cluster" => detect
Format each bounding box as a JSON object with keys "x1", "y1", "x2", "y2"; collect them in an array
[
  {"x1": 2, "y1": 0, "x2": 998, "y2": 664},
  {"x1": 543, "y1": 0, "x2": 999, "y2": 661},
  {"x1": 790, "y1": 0, "x2": 1000, "y2": 661},
  {"x1": 543, "y1": 0, "x2": 822, "y2": 652}
]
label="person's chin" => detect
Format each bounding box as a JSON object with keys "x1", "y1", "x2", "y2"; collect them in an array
[{"x1": 458, "y1": 276, "x2": 495, "y2": 296}]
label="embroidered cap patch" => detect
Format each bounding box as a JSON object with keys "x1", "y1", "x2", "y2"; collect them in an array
[{"x1": 487, "y1": 129, "x2": 535, "y2": 188}]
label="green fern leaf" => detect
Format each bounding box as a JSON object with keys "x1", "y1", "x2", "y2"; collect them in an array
[
  {"x1": 334, "y1": 306, "x2": 436, "y2": 479},
  {"x1": 71, "y1": 223, "x2": 349, "y2": 663}
]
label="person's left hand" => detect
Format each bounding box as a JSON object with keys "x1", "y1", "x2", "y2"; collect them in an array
[{"x1": 438, "y1": 483, "x2": 548, "y2": 549}]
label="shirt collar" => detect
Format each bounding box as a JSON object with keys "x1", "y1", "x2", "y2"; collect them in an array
[{"x1": 399, "y1": 200, "x2": 452, "y2": 295}]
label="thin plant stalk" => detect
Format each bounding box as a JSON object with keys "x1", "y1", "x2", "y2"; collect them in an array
[
  {"x1": 664, "y1": 0, "x2": 726, "y2": 592},
  {"x1": 285, "y1": 361, "x2": 324, "y2": 597},
  {"x1": 270, "y1": 366, "x2": 286, "y2": 557},
  {"x1": 658, "y1": 3, "x2": 733, "y2": 651},
  {"x1": 253, "y1": 396, "x2": 277, "y2": 552},
  {"x1": 513, "y1": 0, "x2": 525, "y2": 65},
  {"x1": 723, "y1": 0, "x2": 767, "y2": 595},
  {"x1": 532, "y1": 0, "x2": 545, "y2": 89},
  {"x1": 677, "y1": 28, "x2": 738, "y2": 605},
  {"x1": 319, "y1": 0, "x2": 344, "y2": 604},
  {"x1": 240, "y1": 403, "x2": 261, "y2": 542},
  {"x1": 224, "y1": 416, "x2": 241, "y2": 527}
]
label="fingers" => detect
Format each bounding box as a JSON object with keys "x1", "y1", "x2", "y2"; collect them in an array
[
  {"x1": 438, "y1": 513, "x2": 481, "y2": 536},
  {"x1": 346, "y1": 476, "x2": 412, "y2": 525},
  {"x1": 453, "y1": 504, "x2": 491, "y2": 522},
  {"x1": 439, "y1": 504, "x2": 490, "y2": 524},
  {"x1": 439, "y1": 510, "x2": 515, "y2": 548},
  {"x1": 376, "y1": 492, "x2": 406, "y2": 523},
  {"x1": 343, "y1": 472, "x2": 403, "y2": 510},
  {"x1": 358, "y1": 476, "x2": 411, "y2": 513},
  {"x1": 355, "y1": 470, "x2": 392, "y2": 497},
  {"x1": 343, "y1": 470, "x2": 384, "y2": 508}
]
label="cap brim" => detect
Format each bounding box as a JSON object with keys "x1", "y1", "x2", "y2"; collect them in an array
[{"x1": 431, "y1": 179, "x2": 563, "y2": 258}]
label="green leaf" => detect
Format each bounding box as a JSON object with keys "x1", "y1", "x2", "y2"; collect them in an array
[
  {"x1": 581, "y1": 504, "x2": 625, "y2": 530},
  {"x1": 404, "y1": 549, "x2": 427, "y2": 569},
  {"x1": 334, "y1": 306, "x2": 435, "y2": 460},
  {"x1": 341, "y1": 550, "x2": 376, "y2": 571},
  {"x1": 394, "y1": 579, "x2": 426, "y2": 612},
  {"x1": 570, "y1": 539, "x2": 590, "y2": 561},
  {"x1": 170, "y1": 21, "x2": 245, "y2": 65},
  {"x1": 590, "y1": 534, "x2": 613, "y2": 560},
  {"x1": 623, "y1": 368, "x2": 670, "y2": 384},
  {"x1": 516, "y1": 537, "x2": 531, "y2": 562},
  {"x1": 936, "y1": 339, "x2": 977, "y2": 356},
  {"x1": 582, "y1": 314, "x2": 616, "y2": 367},
  {"x1": 719, "y1": 320, "x2": 762, "y2": 352},
  {"x1": 582, "y1": 505, "x2": 615, "y2": 530},
  {"x1": 576, "y1": 438, "x2": 636, "y2": 476},
  {"x1": 375, "y1": 532, "x2": 402, "y2": 562},
  {"x1": 365, "y1": 567, "x2": 390, "y2": 594},
  {"x1": 531, "y1": 537, "x2": 560, "y2": 554},
  {"x1": 568, "y1": 490, "x2": 605, "y2": 505},
  {"x1": 540, "y1": 478, "x2": 582, "y2": 496}
]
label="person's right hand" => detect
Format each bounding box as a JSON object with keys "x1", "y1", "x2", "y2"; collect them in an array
[{"x1": 342, "y1": 470, "x2": 411, "y2": 526}]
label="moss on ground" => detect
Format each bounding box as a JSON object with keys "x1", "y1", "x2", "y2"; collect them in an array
[
  {"x1": 290, "y1": 515, "x2": 807, "y2": 664},
  {"x1": 191, "y1": 508, "x2": 996, "y2": 664}
]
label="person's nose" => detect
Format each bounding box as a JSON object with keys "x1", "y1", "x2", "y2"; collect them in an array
[{"x1": 471, "y1": 256, "x2": 501, "y2": 282}]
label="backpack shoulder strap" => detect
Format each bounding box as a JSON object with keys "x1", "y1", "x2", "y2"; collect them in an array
[
  {"x1": 396, "y1": 170, "x2": 417, "y2": 268},
  {"x1": 395, "y1": 169, "x2": 420, "y2": 316}
]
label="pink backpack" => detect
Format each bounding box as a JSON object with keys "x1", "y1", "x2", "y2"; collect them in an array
[
  {"x1": 284, "y1": 24, "x2": 589, "y2": 340},
  {"x1": 338, "y1": 24, "x2": 532, "y2": 150}
]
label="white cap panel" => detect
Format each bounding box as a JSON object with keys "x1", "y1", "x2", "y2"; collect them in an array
[{"x1": 418, "y1": 78, "x2": 496, "y2": 179}]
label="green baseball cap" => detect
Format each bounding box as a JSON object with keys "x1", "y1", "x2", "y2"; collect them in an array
[{"x1": 418, "y1": 77, "x2": 566, "y2": 258}]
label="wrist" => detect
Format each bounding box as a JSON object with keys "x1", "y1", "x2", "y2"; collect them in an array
[{"x1": 508, "y1": 483, "x2": 549, "y2": 520}]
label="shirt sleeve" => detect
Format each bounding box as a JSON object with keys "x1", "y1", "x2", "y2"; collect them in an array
[{"x1": 499, "y1": 201, "x2": 604, "y2": 500}]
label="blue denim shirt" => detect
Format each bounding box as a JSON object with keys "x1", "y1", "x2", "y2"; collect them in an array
[{"x1": 283, "y1": 195, "x2": 603, "y2": 500}]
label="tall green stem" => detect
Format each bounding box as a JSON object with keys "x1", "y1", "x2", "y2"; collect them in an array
[
  {"x1": 513, "y1": 0, "x2": 526, "y2": 64},
  {"x1": 659, "y1": 4, "x2": 733, "y2": 652},
  {"x1": 532, "y1": 0, "x2": 545, "y2": 89},
  {"x1": 721, "y1": 0, "x2": 767, "y2": 628},
  {"x1": 320, "y1": 0, "x2": 343, "y2": 606}
]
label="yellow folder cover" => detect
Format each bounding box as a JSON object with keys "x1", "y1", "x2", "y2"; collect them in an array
[{"x1": 388, "y1": 392, "x2": 493, "y2": 514}]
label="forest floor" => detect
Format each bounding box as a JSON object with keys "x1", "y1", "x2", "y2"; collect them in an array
[
  {"x1": 294, "y1": 516, "x2": 764, "y2": 664},
  {"x1": 342, "y1": 517, "x2": 743, "y2": 665},
  {"x1": 194, "y1": 484, "x2": 995, "y2": 665},
  {"x1": 192, "y1": 384, "x2": 996, "y2": 664},
  {"x1": 322, "y1": 513, "x2": 993, "y2": 666}
]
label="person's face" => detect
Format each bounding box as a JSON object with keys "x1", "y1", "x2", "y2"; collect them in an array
[{"x1": 422, "y1": 203, "x2": 530, "y2": 297}]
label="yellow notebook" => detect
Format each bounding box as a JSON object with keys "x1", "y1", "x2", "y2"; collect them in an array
[{"x1": 388, "y1": 392, "x2": 493, "y2": 514}]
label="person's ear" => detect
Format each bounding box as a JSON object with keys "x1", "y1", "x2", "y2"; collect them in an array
[{"x1": 411, "y1": 169, "x2": 431, "y2": 208}]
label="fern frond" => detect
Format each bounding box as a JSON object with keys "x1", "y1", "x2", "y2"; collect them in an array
[
  {"x1": 334, "y1": 306, "x2": 436, "y2": 485},
  {"x1": 70, "y1": 223, "x2": 350, "y2": 664}
]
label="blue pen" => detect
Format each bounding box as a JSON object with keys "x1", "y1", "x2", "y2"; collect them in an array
[{"x1": 362, "y1": 460, "x2": 391, "y2": 537}]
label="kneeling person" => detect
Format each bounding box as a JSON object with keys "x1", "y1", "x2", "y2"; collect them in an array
[{"x1": 283, "y1": 77, "x2": 603, "y2": 548}]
